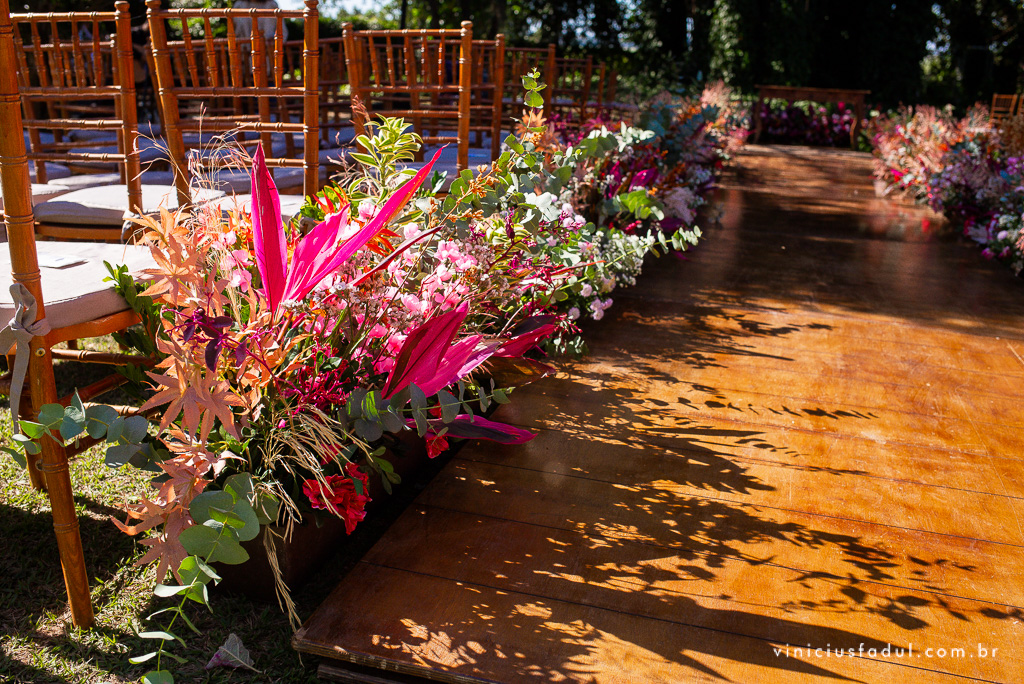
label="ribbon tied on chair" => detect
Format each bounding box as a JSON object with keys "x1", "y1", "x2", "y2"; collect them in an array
[{"x1": 0, "y1": 283, "x2": 51, "y2": 430}]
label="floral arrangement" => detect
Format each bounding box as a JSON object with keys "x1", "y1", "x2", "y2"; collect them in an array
[
  {"x1": 4, "y1": 75, "x2": 740, "y2": 684},
  {"x1": 871, "y1": 103, "x2": 1024, "y2": 274},
  {"x1": 755, "y1": 99, "x2": 856, "y2": 147},
  {"x1": 867, "y1": 104, "x2": 990, "y2": 200}
]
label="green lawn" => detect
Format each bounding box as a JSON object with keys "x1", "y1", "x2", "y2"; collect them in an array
[{"x1": 0, "y1": 344, "x2": 440, "y2": 683}]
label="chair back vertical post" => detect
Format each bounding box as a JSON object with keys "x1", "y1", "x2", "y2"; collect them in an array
[
  {"x1": 114, "y1": 1, "x2": 142, "y2": 214},
  {"x1": 0, "y1": 0, "x2": 94, "y2": 629},
  {"x1": 302, "y1": 0, "x2": 319, "y2": 196},
  {"x1": 491, "y1": 34, "x2": 505, "y2": 159},
  {"x1": 580, "y1": 55, "x2": 592, "y2": 121},
  {"x1": 544, "y1": 44, "x2": 555, "y2": 112},
  {"x1": 146, "y1": 0, "x2": 190, "y2": 207},
  {"x1": 341, "y1": 22, "x2": 364, "y2": 140},
  {"x1": 457, "y1": 21, "x2": 472, "y2": 172},
  {"x1": 594, "y1": 61, "x2": 606, "y2": 118}
]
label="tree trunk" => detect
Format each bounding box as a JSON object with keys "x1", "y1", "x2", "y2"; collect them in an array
[{"x1": 490, "y1": 0, "x2": 506, "y2": 37}]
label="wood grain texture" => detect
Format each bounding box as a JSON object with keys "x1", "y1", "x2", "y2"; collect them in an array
[{"x1": 295, "y1": 146, "x2": 1024, "y2": 682}]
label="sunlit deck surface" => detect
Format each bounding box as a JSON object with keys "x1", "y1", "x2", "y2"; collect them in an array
[{"x1": 294, "y1": 145, "x2": 1024, "y2": 683}]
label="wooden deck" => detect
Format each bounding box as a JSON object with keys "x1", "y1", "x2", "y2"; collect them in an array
[{"x1": 294, "y1": 145, "x2": 1024, "y2": 683}]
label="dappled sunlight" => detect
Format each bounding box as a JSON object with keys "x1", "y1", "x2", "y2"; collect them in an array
[{"x1": 296, "y1": 146, "x2": 1024, "y2": 682}]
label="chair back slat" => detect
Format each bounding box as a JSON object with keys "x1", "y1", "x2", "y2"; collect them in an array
[
  {"x1": 991, "y1": 93, "x2": 1019, "y2": 124},
  {"x1": 12, "y1": 5, "x2": 140, "y2": 208},
  {"x1": 552, "y1": 54, "x2": 592, "y2": 123},
  {"x1": 146, "y1": 0, "x2": 320, "y2": 204},
  {"x1": 344, "y1": 22, "x2": 473, "y2": 171}
]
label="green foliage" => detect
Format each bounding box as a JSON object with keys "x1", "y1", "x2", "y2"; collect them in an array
[{"x1": 134, "y1": 472, "x2": 273, "y2": 683}]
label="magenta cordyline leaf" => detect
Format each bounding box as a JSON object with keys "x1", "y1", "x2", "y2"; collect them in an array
[
  {"x1": 250, "y1": 145, "x2": 445, "y2": 316},
  {"x1": 495, "y1": 315, "x2": 557, "y2": 357},
  {"x1": 428, "y1": 415, "x2": 535, "y2": 444},
  {"x1": 250, "y1": 145, "x2": 287, "y2": 315},
  {"x1": 629, "y1": 168, "x2": 658, "y2": 190},
  {"x1": 280, "y1": 205, "x2": 352, "y2": 304},
  {"x1": 382, "y1": 303, "x2": 468, "y2": 399},
  {"x1": 282, "y1": 149, "x2": 446, "y2": 305},
  {"x1": 413, "y1": 335, "x2": 499, "y2": 398}
]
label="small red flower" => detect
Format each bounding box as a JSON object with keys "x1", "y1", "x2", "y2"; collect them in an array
[
  {"x1": 301, "y1": 463, "x2": 371, "y2": 533},
  {"x1": 426, "y1": 432, "x2": 449, "y2": 459}
]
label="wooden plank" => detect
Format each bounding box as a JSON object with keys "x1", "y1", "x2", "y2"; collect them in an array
[
  {"x1": 357, "y1": 506, "x2": 1022, "y2": 681},
  {"x1": 297, "y1": 564, "x2": 990, "y2": 684},
  {"x1": 416, "y1": 456, "x2": 1024, "y2": 603},
  {"x1": 295, "y1": 146, "x2": 1024, "y2": 683}
]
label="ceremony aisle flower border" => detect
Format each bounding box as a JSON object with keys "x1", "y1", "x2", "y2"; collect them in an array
[{"x1": 3, "y1": 75, "x2": 746, "y2": 684}]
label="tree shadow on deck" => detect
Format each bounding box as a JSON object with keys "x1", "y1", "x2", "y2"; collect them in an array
[{"x1": 418, "y1": 366, "x2": 1016, "y2": 680}]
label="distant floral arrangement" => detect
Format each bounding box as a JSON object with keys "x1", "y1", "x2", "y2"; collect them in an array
[
  {"x1": 757, "y1": 99, "x2": 857, "y2": 147},
  {"x1": 870, "y1": 104, "x2": 1024, "y2": 274}
]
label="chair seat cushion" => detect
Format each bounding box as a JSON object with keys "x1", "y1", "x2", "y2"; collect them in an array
[
  {"x1": 205, "y1": 193, "x2": 307, "y2": 221},
  {"x1": 0, "y1": 242, "x2": 155, "y2": 330},
  {"x1": 33, "y1": 185, "x2": 225, "y2": 226},
  {"x1": 28, "y1": 162, "x2": 72, "y2": 182}
]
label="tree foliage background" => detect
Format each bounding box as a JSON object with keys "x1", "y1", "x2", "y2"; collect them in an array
[{"x1": 22, "y1": 0, "x2": 1024, "y2": 108}]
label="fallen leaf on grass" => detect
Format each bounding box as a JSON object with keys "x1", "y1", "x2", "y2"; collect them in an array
[{"x1": 205, "y1": 633, "x2": 259, "y2": 672}]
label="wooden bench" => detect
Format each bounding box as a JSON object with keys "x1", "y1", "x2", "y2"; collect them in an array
[{"x1": 753, "y1": 85, "x2": 870, "y2": 147}]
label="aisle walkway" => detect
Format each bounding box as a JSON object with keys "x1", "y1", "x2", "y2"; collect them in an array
[{"x1": 294, "y1": 146, "x2": 1024, "y2": 683}]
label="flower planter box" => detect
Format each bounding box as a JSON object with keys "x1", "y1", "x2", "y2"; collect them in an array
[{"x1": 214, "y1": 433, "x2": 427, "y2": 601}]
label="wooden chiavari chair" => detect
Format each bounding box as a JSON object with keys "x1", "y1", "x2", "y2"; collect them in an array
[
  {"x1": 12, "y1": 3, "x2": 198, "y2": 242},
  {"x1": 551, "y1": 54, "x2": 592, "y2": 124},
  {"x1": 283, "y1": 36, "x2": 355, "y2": 149},
  {"x1": 146, "y1": 0, "x2": 320, "y2": 205},
  {"x1": 991, "y1": 93, "x2": 1019, "y2": 125},
  {"x1": 503, "y1": 44, "x2": 555, "y2": 125},
  {"x1": 413, "y1": 34, "x2": 504, "y2": 163},
  {"x1": 469, "y1": 35, "x2": 504, "y2": 160},
  {"x1": 1, "y1": 0, "x2": 160, "y2": 628},
  {"x1": 343, "y1": 22, "x2": 473, "y2": 172}
]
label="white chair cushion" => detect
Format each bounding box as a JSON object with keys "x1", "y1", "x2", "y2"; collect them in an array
[
  {"x1": 0, "y1": 242, "x2": 155, "y2": 330},
  {"x1": 0, "y1": 184, "x2": 72, "y2": 241},
  {"x1": 33, "y1": 185, "x2": 224, "y2": 226},
  {"x1": 28, "y1": 162, "x2": 72, "y2": 182},
  {"x1": 205, "y1": 193, "x2": 306, "y2": 221}
]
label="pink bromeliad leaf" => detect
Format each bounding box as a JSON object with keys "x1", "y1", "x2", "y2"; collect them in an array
[
  {"x1": 407, "y1": 414, "x2": 535, "y2": 444},
  {"x1": 382, "y1": 303, "x2": 469, "y2": 399},
  {"x1": 413, "y1": 335, "x2": 500, "y2": 398},
  {"x1": 495, "y1": 315, "x2": 557, "y2": 357},
  {"x1": 250, "y1": 145, "x2": 444, "y2": 316},
  {"x1": 250, "y1": 145, "x2": 287, "y2": 315},
  {"x1": 629, "y1": 168, "x2": 658, "y2": 189}
]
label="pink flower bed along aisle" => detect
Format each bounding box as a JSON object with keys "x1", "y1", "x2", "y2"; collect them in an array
[
  {"x1": 870, "y1": 104, "x2": 1024, "y2": 272},
  {"x1": 8, "y1": 79, "x2": 748, "y2": 682}
]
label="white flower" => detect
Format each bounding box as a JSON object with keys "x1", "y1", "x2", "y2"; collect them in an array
[{"x1": 998, "y1": 230, "x2": 1009, "y2": 241}]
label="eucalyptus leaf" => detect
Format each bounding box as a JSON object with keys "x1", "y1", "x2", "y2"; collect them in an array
[
  {"x1": 105, "y1": 443, "x2": 142, "y2": 468},
  {"x1": 84, "y1": 405, "x2": 118, "y2": 439},
  {"x1": 38, "y1": 403, "x2": 65, "y2": 426},
  {"x1": 123, "y1": 415, "x2": 149, "y2": 442},
  {"x1": 436, "y1": 390, "x2": 459, "y2": 423},
  {"x1": 190, "y1": 491, "x2": 235, "y2": 525}
]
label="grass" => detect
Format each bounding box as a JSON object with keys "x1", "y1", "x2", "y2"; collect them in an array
[{"x1": 1, "y1": 340, "x2": 450, "y2": 683}]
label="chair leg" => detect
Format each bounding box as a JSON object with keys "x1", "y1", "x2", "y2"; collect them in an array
[
  {"x1": 38, "y1": 435, "x2": 94, "y2": 628},
  {"x1": 31, "y1": 347, "x2": 94, "y2": 628}
]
